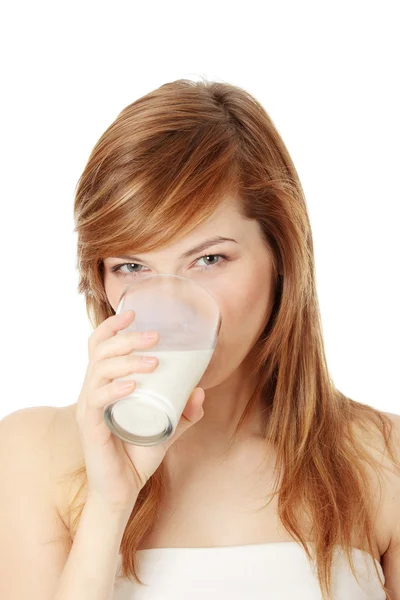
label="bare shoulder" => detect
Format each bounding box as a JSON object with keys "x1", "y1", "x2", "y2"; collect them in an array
[
  {"x1": 1, "y1": 403, "x2": 85, "y2": 537},
  {"x1": 49, "y1": 403, "x2": 86, "y2": 533},
  {"x1": 0, "y1": 405, "x2": 70, "y2": 533},
  {"x1": 372, "y1": 411, "x2": 400, "y2": 597},
  {"x1": 365, "y1": 410, "x2": 400, "y2": 554},
  {"x1": 379, "y1": 411, "x2": 400, "y2": 533},
  {"x1": 344, "y1": 408, "x2": 400, "y2": 559},
  {"x1": 0, "y1": 405, "x2": 59, "y2": 455},
  {"x1": 1, "y1": 404, "x2": 58, "y2": 428}
]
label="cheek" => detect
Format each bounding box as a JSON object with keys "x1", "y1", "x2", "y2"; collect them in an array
[
  {"x1": 227, "y1": 282, "x2": 270, "y2": 344},
  {"x1": 212, "y1": 275, "x2": 273, "y2": 360}
]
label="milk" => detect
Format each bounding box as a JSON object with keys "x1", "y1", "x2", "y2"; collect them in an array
[{"x1": 112, "y1": 348, "x2": 214, "y2": 438}]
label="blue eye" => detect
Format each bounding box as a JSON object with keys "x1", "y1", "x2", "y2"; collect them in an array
[{"x1": 110, "y1": 254, "x2": 228, "y2": 277}]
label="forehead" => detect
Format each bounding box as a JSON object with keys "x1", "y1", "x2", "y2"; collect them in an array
[
  {"x1": 160, "y1": 200, "x2": 247, "y2": 251},
  {"x1": 159, "y1": 199, "x2": 244, "y2": 245},
  {"x1": 106, "y1": 197, "x2": 257, "y2": 262},
  {"x1": 195, "y1": 197, "x2": 244, "y2": 228}
]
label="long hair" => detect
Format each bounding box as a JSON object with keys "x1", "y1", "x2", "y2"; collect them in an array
[{"x1": 58, "y1": 78, "x2": 399, "y2": 599}]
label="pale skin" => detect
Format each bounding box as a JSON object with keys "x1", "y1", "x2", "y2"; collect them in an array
[
  {"x1": 2, "y1": 199, "x2": 398, "y2": 599},
  {"x1": 102, "y1": 197, "x2": 276, "y2": 472},
  {"x1": 61, "y1": 197, "x2": 399, "y2": 594}
]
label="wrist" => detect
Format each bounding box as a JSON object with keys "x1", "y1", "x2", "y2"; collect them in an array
[{"x1": 85, "y1": 491, "x2": 136, "y2": 527}]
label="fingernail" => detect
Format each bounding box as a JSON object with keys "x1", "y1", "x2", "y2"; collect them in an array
[
  {"x1": 141, "y1": 331, "x2": 158, "y2": 340},
  {"x1": 142, "y1": 356, "x2": 157, "y2": 364}
]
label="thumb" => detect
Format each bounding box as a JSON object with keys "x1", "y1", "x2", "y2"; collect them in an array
[
  {"x1": 182, "y1": 387, "x2": 205, "y2": 421},
  {"x1": 164, "y1": 387, "x2": 205, "y2": 451}
]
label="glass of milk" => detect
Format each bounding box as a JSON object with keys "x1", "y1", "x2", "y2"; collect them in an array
[{"x1": 103, "y1": 274, "x2": 222, "y2": 446}]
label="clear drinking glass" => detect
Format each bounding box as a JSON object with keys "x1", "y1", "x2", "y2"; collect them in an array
[{"x1": 103, "y1": 274, "x2": 222, "y2": 446}]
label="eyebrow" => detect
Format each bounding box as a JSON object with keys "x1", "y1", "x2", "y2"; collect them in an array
[{"x1": 113, "y1": 236, "x2": 238, "y2": 262}]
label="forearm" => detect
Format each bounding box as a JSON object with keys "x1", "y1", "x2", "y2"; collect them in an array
[{"x1": 52, "y1": 493, "x2": 136, "y2": 600}]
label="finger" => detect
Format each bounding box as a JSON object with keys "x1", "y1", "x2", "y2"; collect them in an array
[
  {"x1": 89, "y1": 310, "x2": 135, "y2": 352},
  {"x1": 163, "y1": 388, "x2": 205, "y2": 451},
  {"x1": 77, "y1": 378, "x2": 137, "y2": 433},
  {"x1": 91, "y1": 352, "x2": 158, "y2": 387},
  {"x1": 94, "y1": 329, "x2": 160, "y2": 362}
]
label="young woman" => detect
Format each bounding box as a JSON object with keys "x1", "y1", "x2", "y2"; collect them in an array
[{"x1": 1, "y1": 78, "x2": 399, "y2": 600}]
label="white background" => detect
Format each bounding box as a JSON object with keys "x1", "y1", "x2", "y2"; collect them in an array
[{"x1": 0, "y1": 1, "x2": 398, "y2": 419}]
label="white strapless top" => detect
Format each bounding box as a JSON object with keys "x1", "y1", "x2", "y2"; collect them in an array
[{"x1": 113, "y1": 541, "x2": 385, "y2": 599}]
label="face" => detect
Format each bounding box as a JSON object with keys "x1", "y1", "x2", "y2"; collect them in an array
[{"x1": 102, "y1": 198, "x2": 276, "y2": 390}]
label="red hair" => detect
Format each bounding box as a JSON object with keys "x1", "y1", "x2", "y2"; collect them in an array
[{"x1": 54, "y1": 78, "x2": 400, "y2": 599}]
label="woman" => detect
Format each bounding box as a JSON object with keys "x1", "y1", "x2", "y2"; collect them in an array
[{"x1": 1, "y1": 78, "x2": 399, "y2": 600}]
